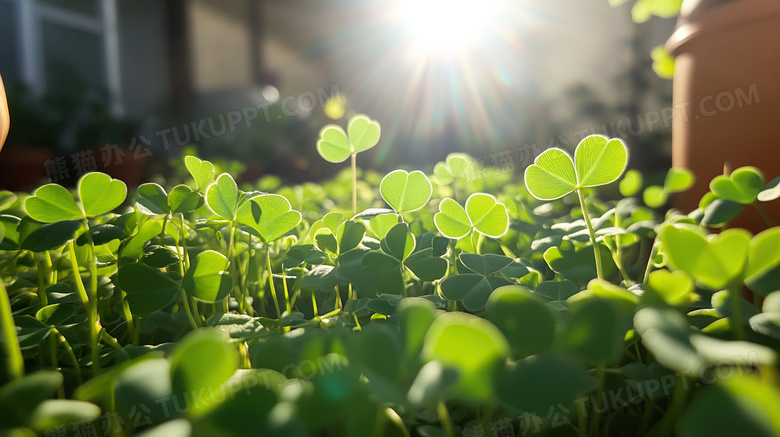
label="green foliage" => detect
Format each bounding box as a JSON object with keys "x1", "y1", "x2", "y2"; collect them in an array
[
  {"x1": 643, "y1": 167, "x2": 695, "y2": 208},
  {"x1": 78, "y1": 172, "x2": 127, "y2": 217},
  {"x1": 422, "y1": 312, "x2": 509, "y2": 400},
  {"x1": 236, "y1": 194, "x2": 302, "y2": 242},
  {"x1": 380, "y1": 170, "x2": 432, "y2": 213},
  {"x1": 206, "y1": 173, "x2": 239, "y2": 220},
  {"x1": 182, "y1": 250, "x2": 232, "y2": 302},
  {"x1": 610, "y1": 0, "x2": 683, "y2": 22},
  {"x1": 434, "y1": 193, "x2": 509, "y2": 239},
  {"x1": 24, "y1": 184, "x2": 83, "y2": 223},
  {"x1": 3, "y1": 122, "x2": 780, "y2": 437},
  {"x1": 316, "y1": 114, "x2": 380, "y2": 163},
  {"x1": 524, "y1": 135, "x2": 627, "y2": 200},
  {"x1": 710, "y1": 166, "x2": 765, "y2": 205}
]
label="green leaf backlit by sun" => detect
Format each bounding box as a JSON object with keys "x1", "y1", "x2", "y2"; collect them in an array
[{"x1": 524, "y1": 135, "x2": 628, "y2": 201}]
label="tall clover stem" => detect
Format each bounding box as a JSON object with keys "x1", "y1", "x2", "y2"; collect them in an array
[
  {"x1": 576, "y1": 189, "x2": 604, "y2": 280},
  {"x1": 227, "y1": 222, "x2": 244, "y2": 313},
  {"x1": 642, "y1": 237, "x2": 659, "y2": 284},
  {"x1": 267, "y1": 249, "x2": 283, "y2": 327},
  {"x1": 437, "y1": 401, "x2": 455, "y2": 437},
  {"x1": 351, "y1": 153, "x2": 357, "y2": 214},
  {"x1": 0, "y1": 279, "x2": 23, "y2": 380},
  {"x1": 81, "y1": 219, "x2": 99, "y2": 312},
  {"x1": 178, "y1": 286, "x2": 199, "y2": 330},
  {"x1": 754, "y1": 202, "x2": 774, "y2": 227},
  {"x1": 52, "y1": 327, "x2": 82, "y2": 384},
  {"x1": 728, "y1": 284, "x2": 745, "y2": 341},
  {"x1": 68, "y1": 240, "x2": 99, "y2": 375}
]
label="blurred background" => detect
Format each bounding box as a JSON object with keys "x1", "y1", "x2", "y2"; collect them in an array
[{"x1": 0, "y1": 0, "x2": 676, "y2": 190}]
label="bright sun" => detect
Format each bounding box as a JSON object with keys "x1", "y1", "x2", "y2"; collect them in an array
[{"x1": 400, "y1": 0, "x2": 496, "y2": 55}]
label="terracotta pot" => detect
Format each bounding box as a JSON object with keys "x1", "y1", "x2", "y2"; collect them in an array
[
  {"x1": 0, "y1": 147, "x2": 56, "y2": 192},
  {"x1": 666, "y1": 0, "x2": 780, "y2": 232}
]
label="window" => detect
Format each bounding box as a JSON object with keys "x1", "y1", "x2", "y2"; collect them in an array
[{"x1": 0, "y1": 0, "x2": 122, "y2": 114}]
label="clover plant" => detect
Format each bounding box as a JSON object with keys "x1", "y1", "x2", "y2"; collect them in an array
[
  {"x1": 3, "y1": 113, "x2": 780, "y2": 437},
  {"x1": 524, "y1": 135, "x2": 627, "y2": 279},
  {"x1": 700, "y1": 166, "x2": 777, "y2": 227},
  {"x1": 316, "y1": 114, "x2": 381, "y2": 213}
]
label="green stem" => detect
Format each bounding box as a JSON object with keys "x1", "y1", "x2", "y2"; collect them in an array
[
  {"x1": 639, "y1": 399, "x2": 655, "y2": 436},
  {"x1": 605, "y1": 241, "x2": 631, "y2": 284},
  {"x1": 238, "y1": 342, "x2": 250, "y2": 369},
  {"x1": 67, "y1": 242, "x2": 89, "y2": 308},
  {"x1": 588, "y1": 363, "x2": 606, "y2": 437},
  {"x1": 282, "y1": 264, "x2": 291, "y2": 314},
  {"x1": 174, "y1": 216, "x2": 199, "y2": 330},
  {"x1": 576, "y1": 397, "x2": 587, "y2": 437},
  {"x1": 190, "y1": 298, "x2": 202, "y2": 324},
  {"x1": 81, "y1": 219, "x2": 99, "y2": 308},
  {"x1": 642, "y1": 237, "x2": 660, "y2": 284},
  {"x1": 68, "y1": 240, "x2": 100, "y2": 375},
  {"x1": 382, "y1": 407, "x2": 410, "y2": 437},
  {"x1": 577, "y1": 189, "x2": 604, "y2": 280},
  {"x1": 0, "y1": 280, "x2": 24, "y2": 380},
  {"x1": 728, "y1": 285, "x2": 745, "y2": 341},
  {"x1": 239, "y1": 242, "x2": 255, "y2": 316},
  {"x1": 614, "y1": 210, "x2": 624, "y2": 268},
  {"x1": 52, "y1": 327, "x2": 82, "y2": 384},
  {"x1": 658, "y1": 375, "x2": 688, "y2": 436},
  {"x1": 267, "y1": 249, "x2": 283, "y2": 326},
  {"x1": 634, "y1": 340, "x2": 643, "y2": 364},
  {"x1": 49, "y1": 331, "x2": 58, "y2": 371},
  {"x1": 99, "y1": 328, "x2": 122, "y2": 350},
  {"x1": 351, "y1": 153, "x2": 357, "y2": 214},
  {"x1": 437, "y1": 401, "x2": 455, "y2": 437},
  {"x1": 227, "y1": 223, "x2": 245, "y2": 313},
  {"x1": 34, "y1": 255, "x2": 49, "y2": 306},
  {"x1": 179, "y1": 286, "x2": 199, "y2": 330},
  {"x1": 289, "y1": 308, "x2": 342, "y2": 329},
  {"x1": 120, "y1": 290, "x2": 134, "y2": 340},
  {"x1": 334, "y1": 286, "x2": 342, "y2": 311},
  {"x1": 179, "y1": 214, "x2": 190, "y2": 271},
  {"x1": 82, "y1": 219, "x2": 104, "y2": 372},
  {"x1": 754, "y1": 202, "x2": 774, "y2": 227},
  {"x1": 132, "y1": 315, "x2": 140, "y2": 346}
]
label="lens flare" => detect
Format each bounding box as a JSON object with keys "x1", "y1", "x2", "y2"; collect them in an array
[{"x1": 400, "y1": 0, "x2": 496, "y2": 55}]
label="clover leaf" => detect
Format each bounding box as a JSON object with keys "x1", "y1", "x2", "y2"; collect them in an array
[
  {"x1": 660, "y1": 224, "x2": 751, "y2": 289},
  {"x1": 24, "y1": 184, "x2": 83, "y2": 223},
  {"x1": 205, "y1": 173, "x2": 239, "y2": 220},
  {"x1": 380, "y1": 170, "x2": 432, "y2": 213},
  {"x1": 316, "y1": 114, "x2": 380, "y2": 164},
  {"x1": 182, "y1": 250, "x2": 233, "y2": 302},
  {"x1": 184, "y1": 155, "x2": 216, "y2": 191},
  {"x1": 710, "y1": 166, "x2": 764, "y2": 205},
  {"x1": 236, "y1": 194, "x2": 302, "y2": 242},
  {"x1": 347, "y1": 115, "x2": 381, "y2": 154},
  {"x1": 78, "y1": 173, "x2": 127, "y2": 217},
  {"x1": 434, "y1": 193, "x2": 509, "y2": 239},
  {"x1": 524, "y1": 135, "x2": 627, "y2": 280},
  {"x1": 525, "y1": 135, "x2": 627, "y2": 200}
]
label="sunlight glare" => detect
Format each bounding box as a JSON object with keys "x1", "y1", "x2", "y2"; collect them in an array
[{"x1": 400, "y1": 0, "x2": 496, "y2": 55}]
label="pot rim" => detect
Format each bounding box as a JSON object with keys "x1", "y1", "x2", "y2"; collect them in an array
[{"x1": 666, "y1": 0, "x2": 780, "y2": 55}]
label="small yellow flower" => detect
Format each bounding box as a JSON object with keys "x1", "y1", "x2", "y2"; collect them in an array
[{"x1": 0, "y1": 73, "x2": 9, "y2": 152}]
